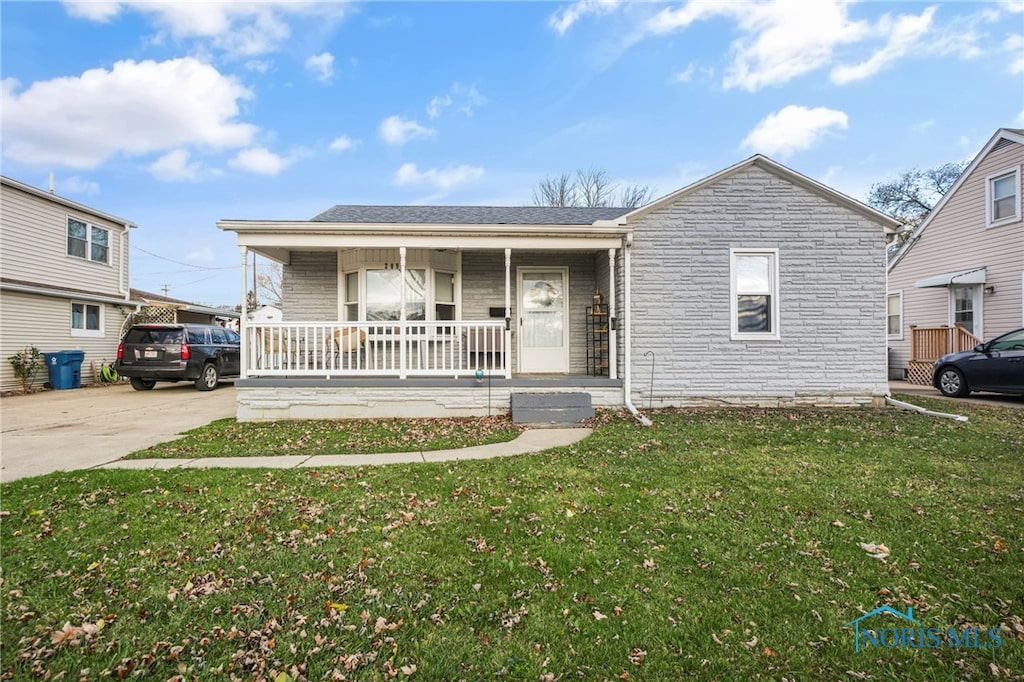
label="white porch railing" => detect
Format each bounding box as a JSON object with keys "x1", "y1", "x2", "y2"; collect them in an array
[{"x1": 245, "y1": 321, "x2": 509, "y2": 379}]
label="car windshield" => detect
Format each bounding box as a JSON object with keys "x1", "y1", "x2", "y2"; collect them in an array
[{"x1": 125, "y1": 328, "x2": 183, "y2": 344}]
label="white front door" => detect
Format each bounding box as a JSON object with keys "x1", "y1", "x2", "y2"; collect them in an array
[
  {"x1": 950, "y1": 284, "x2": 983, "y2": 336},
  {"x1": 518, "y1": 267, "x2": 569, "y2": 373}
]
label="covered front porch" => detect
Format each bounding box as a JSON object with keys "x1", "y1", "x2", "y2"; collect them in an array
[{"x1": 220, "y1": 212, "x2": 635, "y2": 418}]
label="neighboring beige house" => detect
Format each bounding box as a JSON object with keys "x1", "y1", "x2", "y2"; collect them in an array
[
  {"x1": 887, "y1": 129, "x2": 1024, "y2": 383},
  {"x1": 219, "y1": 154, "x2": 899, "y2": 421},
  {"x1": 0, "y1": 176, "x2": 137, "y2": 391}
]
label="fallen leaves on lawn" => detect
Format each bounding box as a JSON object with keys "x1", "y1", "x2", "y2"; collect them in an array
[{"x1": 858, "y1": 542, "x2": 890, "y2": 560}]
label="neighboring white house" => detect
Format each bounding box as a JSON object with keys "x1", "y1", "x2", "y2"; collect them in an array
[
  {"x1": 0, "y1": 176, "x2": 137, "y2": 391},
  {"x1": 887, "y1": 128, "x2": 1024, "y2": 383},
  {"x1": 218, "y1": 155, "x2": 899, "y2": 421},
  {"x1": 248, "y1": 305, "x2": 282, "y2": 322}
]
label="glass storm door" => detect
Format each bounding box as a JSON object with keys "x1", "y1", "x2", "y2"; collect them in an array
[
  {"x1": 950, "y1": 285, "x2": 981, "y2": 335},
  {"x1": 519, "y1": 268, "x2": 569, "y2": 373}
]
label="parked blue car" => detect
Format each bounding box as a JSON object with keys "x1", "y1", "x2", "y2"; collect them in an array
[{"x1": 932, "y1": 328, "x2": 1024, "y2": 397}]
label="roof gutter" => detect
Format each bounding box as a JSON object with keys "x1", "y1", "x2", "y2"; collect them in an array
[{"x1": 621, "y1": 234, "x2": 653, "y2": 427}]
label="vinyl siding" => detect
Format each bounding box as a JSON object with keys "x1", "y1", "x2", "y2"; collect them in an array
[
  {"x1": 0, "y1": 289, "x2": 131, "y2": 392},
  {"x1": 627, "y1": 164, "x2": 889, "y2": 405},
  {"x1": 0, "y1": 182, "x2": 130, "y2": 298},
  {"x1": 888, "y1": 139, "x2": 1024, "y2": 371}
]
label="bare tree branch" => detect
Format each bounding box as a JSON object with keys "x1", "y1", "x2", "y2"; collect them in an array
[
  {"x1": 868, "y1": 160, "x2": 968, "y2": 229},
  {"x1": 255, "y1": 263, "x2": 283, "y2": 306},
  {"x1": 619, "y1": 183, "x2": 655, "y2": 209},
  {"x1": 576, "y1": 167, "x2": 614, "y2": 207},
  {"x1": 532, "y1": 173, "x2": 578, "y2": 207},
  {"x1": 532, "y1": 167, "x2": 654, "y2": 209}
]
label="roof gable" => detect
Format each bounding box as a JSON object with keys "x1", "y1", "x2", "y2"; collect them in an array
[
  {"x1": 622, "y1": 154, "x2": 900, "y2": 230},
  {"x1": 888, "y1": 128, "x2": 1024, "y2": 271},
  {"x1": 0, "y1": 175, "x2": 137, "y2": 228}
]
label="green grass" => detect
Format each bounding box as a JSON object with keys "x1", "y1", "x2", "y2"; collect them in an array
[
  {"x1": 124, "y1": 415, "x2": 523, "y2": 459},
  {"x1": 2, "y1": 399, "x2": 1022, "y2": 680}
]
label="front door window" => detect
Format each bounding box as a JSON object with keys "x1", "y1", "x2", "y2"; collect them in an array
[
  {"x1": 519, "y1": 268, "x2": 569, "y2": 373},
  {"x1": 951, "y1": 285, "x2": 979, "y2": 335}
]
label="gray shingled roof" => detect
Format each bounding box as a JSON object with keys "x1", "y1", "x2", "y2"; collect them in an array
[{"x1": 311, "y1": 205, "x2": 628, "y2": 225}]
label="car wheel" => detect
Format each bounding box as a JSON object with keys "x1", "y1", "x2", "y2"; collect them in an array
[
  {"x1": 196, "y1": 363, "x2": 219, "y2": 391},
  {"x1": 130, "y1": 377, "x2": 156, "y2": 391},
  {"x1": 936, "y1": 366, "x2": 970, "y2": 398}
]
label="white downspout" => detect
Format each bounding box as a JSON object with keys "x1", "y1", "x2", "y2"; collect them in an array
[
  {"x1": 120, "y1": 223, "x2": 131, "y2": 300},
  {"x1": 622, "y1": 234, "x2": 653, "y2": 427}
]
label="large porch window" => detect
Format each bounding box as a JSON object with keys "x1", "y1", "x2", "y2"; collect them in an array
[{"x1": 342, "y1": 263, "x2": 457, "y2": 322}]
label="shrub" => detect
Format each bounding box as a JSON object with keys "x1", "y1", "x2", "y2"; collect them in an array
[{"x1": 8, "y1": 346, "x2": 45, "y2": 393}]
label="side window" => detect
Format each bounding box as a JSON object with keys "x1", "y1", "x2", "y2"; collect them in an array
[
  {"x1": 187, "y1": 329, "x2": 208, "y2": 344},
  {"x1": 210, "y1": 327, "x2": 228, "y2": 344},
  {"x1": 66, "y1": 217, "x2": 111, "y2": 264},
  {"x1": 730, "y1": 249, "x2": 780, "y2": 340},
  {"x1": 989, "y1": 330, "x2": 1024, "y2": 352},
  {"x1": 887, "y1": 292, "x2": 902, "y2": 339},
  {"x1": 225, "y1": 329, "x2": 241, "y2": 343},
  {"x1": 71, "y1": 301, "x2": 103, "y2": 337}
]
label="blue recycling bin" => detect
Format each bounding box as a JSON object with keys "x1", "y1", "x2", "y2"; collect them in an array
[{"x1": 44, "y1": 350, "x2": 85, "y2": 390}]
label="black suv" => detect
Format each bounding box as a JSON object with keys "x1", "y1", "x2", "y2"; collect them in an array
[{"x1": 117, "y1": 323, "x2": 241, "y2": 391}]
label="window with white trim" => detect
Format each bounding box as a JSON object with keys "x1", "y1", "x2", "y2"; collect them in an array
[
  {"x1": 986, "y1": 167, "x2": 1020, "y2": 227},
  {"x1": 71, "y1": 302, "x2": 103, "y2": 337},
  {"x1": 343, "y1": 266, "x2": 457, "y2": 322},
  {"x1": 67, "y1": 217, "x2": 110, "y2": 264},
  {"x1": 887, "y1": 292, "x2": 902, "y2": 338},
  {"x1": 730, "y1": 249, "x2": 780, "y2": 340}
]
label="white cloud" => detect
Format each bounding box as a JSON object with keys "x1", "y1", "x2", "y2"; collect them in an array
[
  {"x1": 427, "y1": 95, "x2": 452, "y2": 119},
  {"x1": 426, "y1": 83, "x2": 487, "y2": 119},
  {"x1": 393, "y1": 163, "x2": 484, "y2": 192},
  {"x1": 61, "y1": 1, "x2": 349, "y2": 57},
  {"x1": 2, "y1": 58, "x2": 255, "y2": 169},
  {"x1": 549, "y1": 0, "x2": 622, "y2": 36},
  {"x1": 673, "y1": 63, "x2": 697, "y2": 83},
  {"x1": 305, "y1": 52, "x2": 334, "y2": 82},
  {"x1": 830, "y1": 7, "x2": 936, "y2": 84},
  {"x1": 245, "y1": 59, "x2": 273, "y2": 74},
  {"x1": 1005, "y1": 34, "x2": 1024, "y2": 74},
  {"x1": 148, "y1": 148, "x2": 202, "y2": 182},
  {"x1": 379, "y1": 115, "x2": 435, "y2": 145},
  {"x1": 229, "y1": 147, "x2": 291, "y2": 176},
  {"x1": 328, "y1": 135, "x2": 358, "y2": 152},
  {"x1": 741, "y1": 105, "x2": 849, "y2": 158},
  {"x1": 57, "y1": 176, "x2": 100, "y2": 195},
  {"x1": 909, "y1": 120, "x2": 935, "y2": 134}
]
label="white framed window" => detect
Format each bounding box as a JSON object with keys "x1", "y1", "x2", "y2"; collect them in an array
[
  {"x1": 71, "y1": 301, "x2": 103, "y2": 337},
  {"x1": 67, "y1": 216, "x2": 110, "y2": 264},
  {"x1": 949, "y1": 284, "x2": 982, "y2": 336},
  {"x1": 986, "y1": 167, "x2": 1020, "y2": 227},
  {"x1": 887, "y1": 291, "x2": 903, "y2": 339},
  {"x1": 342, "y1": 266, "x2": 457, "y2": 322},
  {"x1": 730, "y1": 248, "x2": 780, "y2": 341}
]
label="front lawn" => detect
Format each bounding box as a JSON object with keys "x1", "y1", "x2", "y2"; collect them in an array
[
  {"x1": 124, "y1": 415, "x2": 522, "y2": 459},
  {"x1": 2, "y1": 399, "x2": 1022, "y2": 680}
]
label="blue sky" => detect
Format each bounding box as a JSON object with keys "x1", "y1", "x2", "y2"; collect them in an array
[{"x1": 2, "y1": 0, "x2": 1022, "y2": 307}]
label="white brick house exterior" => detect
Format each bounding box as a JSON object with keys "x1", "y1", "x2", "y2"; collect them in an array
[{"x1": 219, "y1": 155, "x2": 899, "y2": 420}]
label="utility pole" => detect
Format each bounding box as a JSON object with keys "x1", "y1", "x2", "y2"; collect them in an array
[{"x1": 160, "y1": 284, "x2": 170, "y2": 296}]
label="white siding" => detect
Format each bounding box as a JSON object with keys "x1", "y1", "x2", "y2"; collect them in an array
[
  {"x1": 888, "y1": 139, "x2": 1024, "y2": 371},
  {"x1": 1, "y1": 182, "x2": 130, "y2": 297},
  {"x1": 0, "y1": 290, "x2": 131, "y2": 392},
  {"x1": 627, "y1": 164, "x2": 889, "y2": 405}
]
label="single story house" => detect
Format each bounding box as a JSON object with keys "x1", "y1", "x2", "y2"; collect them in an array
[
  {"x1": 887, "y1": 128, "x2": 1024, "y2": 383},
  {"x1": 218, "y1": 154, "x2": 899, "y2": 421}
]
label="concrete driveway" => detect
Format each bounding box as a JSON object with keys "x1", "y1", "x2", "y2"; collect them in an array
[{"x1": 1, "y1": 382, "x2": 236, "y2": 483}]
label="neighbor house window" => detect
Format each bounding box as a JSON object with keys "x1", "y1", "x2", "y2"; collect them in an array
[
  {"x1": 887, "y1": 292, "x2": 903, "y2": 338},
  {"x1": 987, "y1": 167, "x2": 1020, "y2": 227},
  {"x1": 71, "y1": 302, "x2": 103, "y2": 337},
  {"x1": 730, "y1": 249, "x2": 780, "y2": 340},
  {"x1": 67, "y1": 217, "x2": 110, "y2": 264}
]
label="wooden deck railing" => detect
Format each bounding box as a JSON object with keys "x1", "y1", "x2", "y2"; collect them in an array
[
  {"x1": 909, "y1": 324, "x2": 982, "y2": 362},
  {"x1": 244, "y1": 320, "x2": 510, "y2": 379}
]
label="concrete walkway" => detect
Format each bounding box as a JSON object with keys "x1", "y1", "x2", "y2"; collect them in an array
[{"x1": 99, "y1": 427, "x2": 592, "y2": 472}]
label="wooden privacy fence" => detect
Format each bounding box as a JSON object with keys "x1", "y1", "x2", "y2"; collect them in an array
[{"x1": 906, "y1": 324, "x2": 982, "y2": 384}]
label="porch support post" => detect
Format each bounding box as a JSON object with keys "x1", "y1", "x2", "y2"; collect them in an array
[
  {"x1": 240, "y1": 246, "x2": 249, "y2": 379},
  {"x1": 399, "y1": 246, "x2": 407, "y2": 379},
  {"x1": 504, "y1": 248, "x2": 512, "y2": 379},
  {"x1": 607, "y1": 248, "x2": 617, "y2": 380}
]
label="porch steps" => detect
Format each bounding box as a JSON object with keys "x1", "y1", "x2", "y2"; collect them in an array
[{"x1": 511, "y1": 392, "x2": 594, "y2": 426}]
